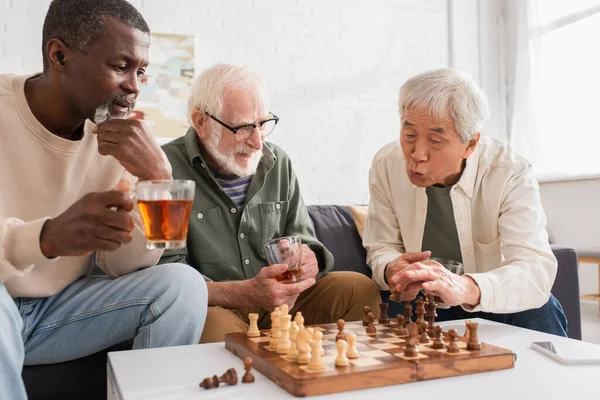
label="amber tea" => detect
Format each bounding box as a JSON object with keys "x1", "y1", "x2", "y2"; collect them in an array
[
  {"x1": 135, "y1": 180, "x2": 195, "y2": 249},
  {"x1": 138, "y1": 199, "x2": 192, "y2": 241},
  {"x1": 274, "y1": 268, "x2": 302, "y2": 284},
  {"x1": 264, "y1": 236, "x2": 302, "y2": 284}
]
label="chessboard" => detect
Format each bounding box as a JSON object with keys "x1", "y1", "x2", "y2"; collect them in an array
[{"x1": 224, "y1": 319, "x2": 515, "y2": 397}]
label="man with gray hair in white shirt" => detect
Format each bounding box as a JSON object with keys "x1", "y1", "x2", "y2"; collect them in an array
[{"x1": 364, "y1": 68, "x2": 567, "y2": 336}]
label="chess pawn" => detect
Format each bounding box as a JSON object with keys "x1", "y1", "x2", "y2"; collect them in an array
[
  {"x1": 247, "y1": 313, "x2": 260, "y2": 337},
  {"x1": 335, "y1": 339, "x2": 349, "y2": 367},
  {"x1": 277, "y1": 314, "x2": 292, "y2": 354},
  {"x1": 346, "y1": 333, "x2": 359, "y2": 359},
  {"x1": 363, "y1": 306, "x2": 371, "y2": 326},
  {"x1": 308, "y1": 331, "x2": 325, "y2": 371},
  {"x1": 269, "y1": 307, "x2": 281, "y2": 350},
  {"x1": 287, "y1": 321, "x2": 300, "y2": 360},
  {"x1": 366, "y1": 312, "x2": 376, "y2": 334},
  {"x1": 242, "y1": 357, "x2": 255, "y2": 384},
  {"x1": 419, "y1": 321, "x2": 430, "y2": 344},
  {"x1": 199, "y1": 375, "x2": 219, "y2": 389},
  {"x1": 466, "y1": 321, "x2": 482, "y2": 351},
  {"x1": 431, "y1": 325, "x2": 445, "y2": 349},
  {"x1": 296, "y1": 329, "x2": 311, "y2": 365},
  {"x1": 336, "y1": 319, "x2": 347, "y2": 341},
  {"x1": 447, "y1": 329, "x2": 460, "y2": 354}
]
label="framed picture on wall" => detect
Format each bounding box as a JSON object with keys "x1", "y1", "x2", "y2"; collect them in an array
[{"x1": 133, "y1": 33, "x2": 194, "y2": 144}]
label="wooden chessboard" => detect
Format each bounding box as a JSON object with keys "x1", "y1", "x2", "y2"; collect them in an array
[{"x1": 224, "y1": 320, "x2": 515, "y2": 397}]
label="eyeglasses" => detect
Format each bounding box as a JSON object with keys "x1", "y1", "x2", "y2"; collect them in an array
[{"x1": 205, "y1": 112, "x2": 279, "y2": 142}]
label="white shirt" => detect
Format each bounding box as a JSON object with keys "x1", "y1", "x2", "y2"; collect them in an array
[{"x1": 363, "y1": 137, "x2": 556, "y2": 313}]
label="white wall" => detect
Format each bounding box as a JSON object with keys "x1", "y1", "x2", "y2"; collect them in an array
[
  {"x1": 540, "y1": 179, "x2": 600, "y2": 295},
  {"x1": 0, "y1": 0, "x2": 449, "y2": 205}
]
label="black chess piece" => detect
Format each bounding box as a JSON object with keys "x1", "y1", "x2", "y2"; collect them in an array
[{"x1": 242, "y1": 357, "x2": 255, "y2": 384}]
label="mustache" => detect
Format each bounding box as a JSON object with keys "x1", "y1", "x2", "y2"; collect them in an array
[
  {"x1": 109, "y1": 94, "x2": 136, "y2": 108},
  {"x1": 236, "y1": 143, "x2": 260, "y2": 155}
]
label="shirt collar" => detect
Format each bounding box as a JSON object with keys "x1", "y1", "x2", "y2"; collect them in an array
[
  {"x1": 183, "y1": 126, "x2": 277, "y2": 172},
  {"x1": 455, "y1": 144, "x2": 480, "y2": 198}
]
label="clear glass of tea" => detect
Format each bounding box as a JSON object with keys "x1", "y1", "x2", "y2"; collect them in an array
[
  {"x1": 263, "y1": 236, "x2": 303, "y2": 284},
  {"x1": 427, "y1": 257, "x2": 464, "y2": 309},
  {"x1": 135, "y1": 180, "x2": 195, "y2": 249}
]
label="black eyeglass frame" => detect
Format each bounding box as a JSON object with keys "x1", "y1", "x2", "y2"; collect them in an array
[{"x1": 204, "y1": 112, "x2": 279, "y2": 136}]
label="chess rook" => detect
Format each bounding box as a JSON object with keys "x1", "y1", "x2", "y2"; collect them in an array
[
  {"x1": 247, "y1": 313, "x2": 260, "y2": 337},
  {"x1": 378, "y1": 303, "x2": 390, "y2": 324},
  {"x1": 466, "y1": 321, "x2": 482, "y2": 351}
]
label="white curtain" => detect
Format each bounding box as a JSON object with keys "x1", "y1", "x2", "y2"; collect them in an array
[{"x1": 509, "y1": 0, "x2": 600, "y2": 180}]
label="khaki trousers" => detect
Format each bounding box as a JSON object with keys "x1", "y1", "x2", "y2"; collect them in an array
[{"x1": 200, "y1": 271, "x2": 382, "y2": 343}]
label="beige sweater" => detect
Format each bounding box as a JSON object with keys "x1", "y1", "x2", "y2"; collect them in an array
[{"x1": 0, "y1": 74, "x2": 163, "y2": 298}]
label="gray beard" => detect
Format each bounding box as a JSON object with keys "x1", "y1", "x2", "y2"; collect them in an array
[{"x1": 92, "y1": 98, "x2": 133, "y2": 124}]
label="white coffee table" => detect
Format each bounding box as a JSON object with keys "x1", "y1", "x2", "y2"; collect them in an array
[{"x1": 107, "y1": 319, "x2": 600, "y2": 399}]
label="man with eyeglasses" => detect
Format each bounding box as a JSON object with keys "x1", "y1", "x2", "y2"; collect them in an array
[{"x1": 161, "y1": 64, "x2": 381, "y2": 343}]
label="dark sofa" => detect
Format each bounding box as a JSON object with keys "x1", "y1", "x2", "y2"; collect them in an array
[{"x1": 22, "y1": 204, "x2": 582, "y2": 399}]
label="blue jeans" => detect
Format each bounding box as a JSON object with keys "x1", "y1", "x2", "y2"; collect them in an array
[
  {"x1": 0, "y1": 263, "x2": 208, "y2": 400},
  {"x1": 382, "y1": 291, "x2": 567, "y2": 337}
]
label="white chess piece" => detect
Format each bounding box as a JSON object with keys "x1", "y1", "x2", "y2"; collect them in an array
[
  {"x1": 247, "y1": 313, "x2": 260, "y2": 337},
  {"x1": 296, "y1": 315, "x2": 305, "y2": 331},
  {"x1": 296, "y1": 329, "x2": 310, "y2": 365},
  {"x1": 269, "y1": 307, "x2": 281, "y2": 350},
  {"x1": 346, "y1": 333, "x2": 359, "y2": 359},
  {"x1": 277, "y1": 314, "x2": 292, "y2": 354},
  {"x1": 288, "y1": 322, "x2": 299, "y2": 360},
  {"x1": 280, "y1": 304, "x2": 289, "y2": 317},
  {"x1": 308, "y1": 331, "x2": 325, "y2": 371},
  {"x1": 335, "y1": 339, "x2": 349, "y2": 367}
]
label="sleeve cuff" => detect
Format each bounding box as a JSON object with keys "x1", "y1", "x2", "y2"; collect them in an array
[
  {"x1": 370, "y1": 251, "x2": 402, "y2": 291},
  {"x1": 5, "y1": 217, "x2": 54, "y2": 269},
  {"x1": 461, "y1": 273, "x2": 497, "y2": 313}
]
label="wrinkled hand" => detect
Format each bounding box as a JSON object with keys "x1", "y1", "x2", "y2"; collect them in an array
[
  {"x1": 385, "y1": 251, "x2": 431, "y2": 300},
  {"x1": 93, "y1": 119, "x2": 171, "y2": 181},
  {"x1": 40, "y1": 180, "x2": 135, "y2": 258},
  {"x1": 248, "y1": 264, "x2": 316, "y2": 310},
  {"x1": 393, "y1": 260, "x2": 481, "y2": 307},
  {"x1": 299, "y1": 244, "x2": 319, "y2": 281}
]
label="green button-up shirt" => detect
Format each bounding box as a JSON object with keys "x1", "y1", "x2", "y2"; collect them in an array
[{"x1": 159, "y1": 128, "x2": 334, "y2": 282}]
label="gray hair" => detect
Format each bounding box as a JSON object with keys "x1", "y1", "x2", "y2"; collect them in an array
[
  {"x1": 398, "y1": 68, "x2": 489, "y2": 142},
  {"x1": 187, "y1": 64, "x2": 267, "y2": 126}
]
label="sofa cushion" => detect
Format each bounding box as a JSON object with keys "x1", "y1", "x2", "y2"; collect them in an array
[
  {"x1": 348, "y1": 205, "x2": 368, "y2": 238},
  {"x1": 307, "y1": 205, "x2": 371, "y2": 277}
]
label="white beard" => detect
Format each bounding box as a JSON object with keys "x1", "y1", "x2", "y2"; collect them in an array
[
  {"x1": 205, "y1": 126, "x2": 263, "y2": 177},
  {"x1": 92, "y1": 98, "x2": 133, "y2": 124}
]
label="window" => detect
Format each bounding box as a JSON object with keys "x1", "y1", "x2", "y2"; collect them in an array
[{"x1": 510, "y1": 1, "x2": 600, "y2": 180}]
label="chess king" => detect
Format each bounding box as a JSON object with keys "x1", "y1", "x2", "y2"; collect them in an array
[
  {"x1": 363, "y1": 68, "x2": 567, "y2": 337},
  {"x1": 159, "y1": 64, "x2": 382, "y2": 342}
]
